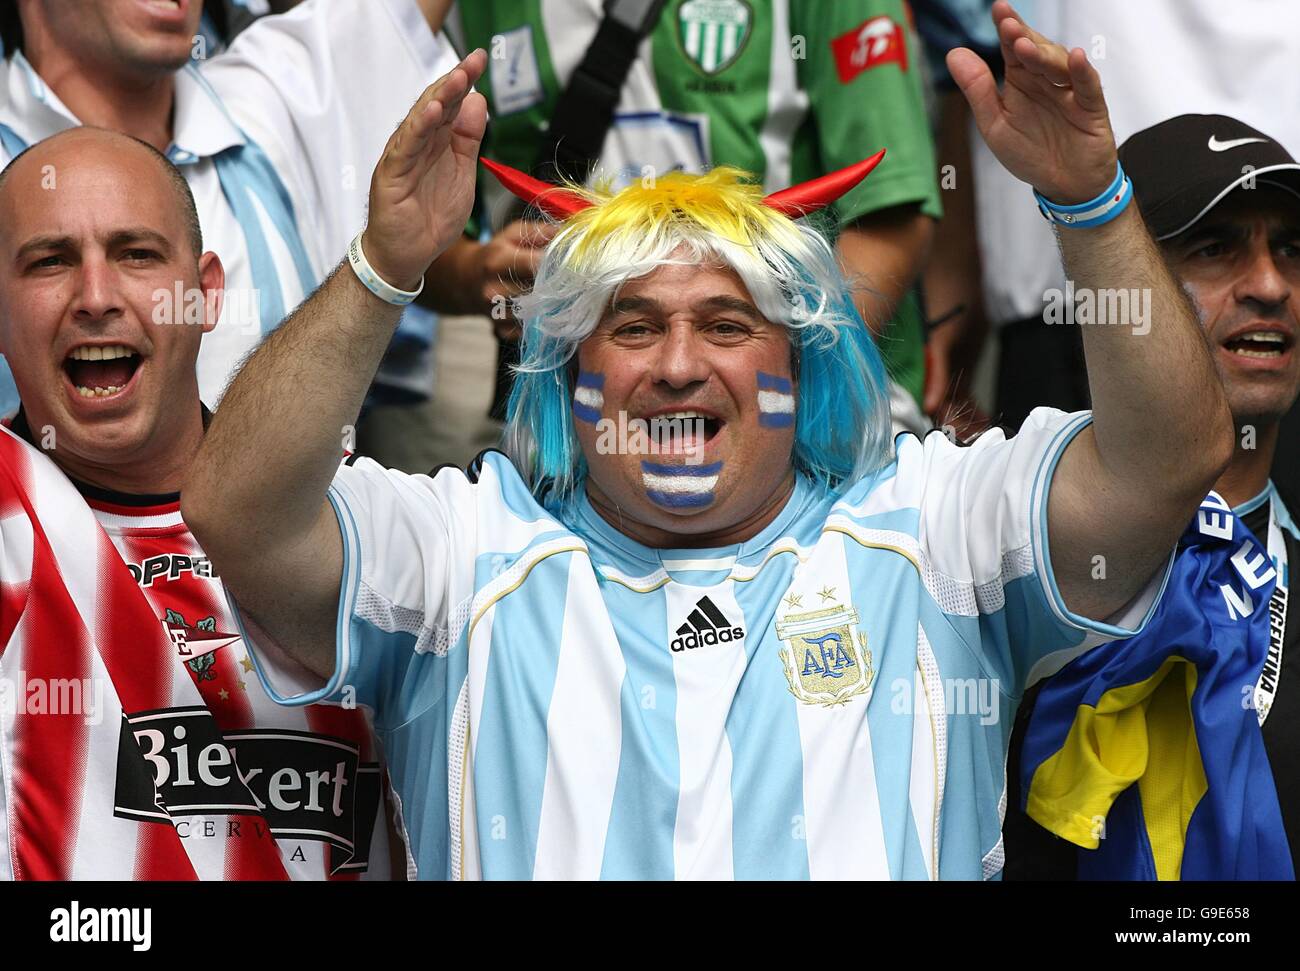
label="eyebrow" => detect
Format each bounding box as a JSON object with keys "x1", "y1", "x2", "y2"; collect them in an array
[
  {"x1": 13, "y1": 227, "x2": 175, "y2": 263},
  {"x1": 1177, "y1": 223, "x2": 1245, "y2": 247},
  {"x1": 605, "y1": 293, "x2": 764, "y2": 321}
]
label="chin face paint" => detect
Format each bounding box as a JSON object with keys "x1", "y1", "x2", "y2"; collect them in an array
[
  {"x1": 641, "y1": 460, "x2": 722, "y2": 509},
  {"x1": 757, "y1": 372, "x2": 795, "y2": 428},
  {"x1": 573, "y1": 371, "x2": 604, "y2": 424}
]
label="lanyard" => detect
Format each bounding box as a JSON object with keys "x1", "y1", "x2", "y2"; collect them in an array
[{"x1": 1254, "y1": 493, "x2": 1289, "y2": 726}]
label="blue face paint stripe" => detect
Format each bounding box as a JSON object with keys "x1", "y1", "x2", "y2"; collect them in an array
[
  {"x1": 646, "y1": 490, "x2": 715, "y2": 508},
  {"x1": 757, "y1": 372, "x2": 796, "y2": 430},
  {"x1": 640, "y1": 461, "x2": 723, "y2": 477},
  {"x1": 573, "y1": 371, "x2": 604, "y2": 425},
  {"x1": 572, "y1": 402, "x2": 602, "y2": 424}
]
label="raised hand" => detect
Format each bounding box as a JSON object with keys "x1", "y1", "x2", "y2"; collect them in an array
[
  {"x1": 947, "y1": 1, "x2": 1116, "y2": 204},
  {"x1": 362, "y1": 49, "x2": 489, "y2": 291}
]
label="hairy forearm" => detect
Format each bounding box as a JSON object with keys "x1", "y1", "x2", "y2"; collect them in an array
[
  {"x1": 1059, "y1": 206, "x2": 1234, "y2": 493},
  {"x1": 186, "y1": 263, "x2": 403, "y2": 551}
]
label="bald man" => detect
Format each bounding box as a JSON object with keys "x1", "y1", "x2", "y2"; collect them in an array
[{"x1": 0, "y1": 127, "x2": 399, "y2": 881}]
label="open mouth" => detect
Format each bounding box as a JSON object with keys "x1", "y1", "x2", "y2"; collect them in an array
[
  {"x1": 1223, "y1": 331, "x2": 1292, "y2": 359},
  {"x1": 645, "y1": 411, "x2": 725, "y2": 454},
  {"x1": 63, "y1": 345, "x2": 142, "y2": 399},
  {"x1": 139, "y1": 0, "x2": 189, "y2": 26}
]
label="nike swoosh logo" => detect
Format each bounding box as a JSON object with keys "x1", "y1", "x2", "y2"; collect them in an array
[{"x1": 1208, "y1": 135, "x2": 1268, "y2": 152}]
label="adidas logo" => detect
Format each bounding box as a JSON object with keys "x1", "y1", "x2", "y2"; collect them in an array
[{"x1": 670, "y1": 596, "x2": 745, "y2": 653}]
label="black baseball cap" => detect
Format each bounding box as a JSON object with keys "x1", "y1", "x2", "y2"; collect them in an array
[{"x1": 1118, "y1": 114, "x2": 1300, "y2": 240}]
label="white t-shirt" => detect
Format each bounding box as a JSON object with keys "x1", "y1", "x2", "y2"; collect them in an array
[{"x1": 0, "y1": 0, "x2": 459, "y2": 411}]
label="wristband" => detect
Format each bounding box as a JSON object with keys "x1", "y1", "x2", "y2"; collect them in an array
[
  {"x1": 1034, "y1": 163, "x2": 1133, "y2": 229},
  {"x1": 347, "y1": 232, "x2": 424, "y2": 305}
]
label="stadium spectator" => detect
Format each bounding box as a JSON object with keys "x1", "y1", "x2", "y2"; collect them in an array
[
  {"x1": 1004, "y1": 114, "x2": 1300, "y2": 880},
  {"x1": 975, "y1": 0, "x2": 1300, "y2": 487},
  {"x1": 185, "y1": 8, "x2": 1235, "y2": 880},
  {"x1": 0, "y1": 127, "x2": 400, "y2": 880},
  {"x1": 911, "y1": 0, "x2": 999, "y2": 438},
  {"x1": 374, "y1": 0, "x2": 942, "y2": 472},
  {"x1": 0, "y1": 0, "x2": 465, "y2": 419}
]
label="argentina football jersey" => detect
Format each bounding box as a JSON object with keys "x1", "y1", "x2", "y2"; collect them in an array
[{"x1": 243, "y1": 408, "x2": 1169, "y2": 880}]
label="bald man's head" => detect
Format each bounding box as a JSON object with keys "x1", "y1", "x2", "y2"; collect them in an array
[
  {"x1": 0, "y1": 123, "x2": 225, "y2": 494},
  {"x1": 0, "y1": 127, "x2": 202, "y2": 259}
]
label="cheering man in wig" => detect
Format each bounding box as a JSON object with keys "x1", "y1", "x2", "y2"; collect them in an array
[{"x1": 187, "y1": 4, "x2": 1235, "y2": 879}]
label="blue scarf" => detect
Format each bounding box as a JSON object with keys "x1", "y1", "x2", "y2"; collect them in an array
[{"x1": 1020, "y1": 492, "x2": 1293, "y2": 880}]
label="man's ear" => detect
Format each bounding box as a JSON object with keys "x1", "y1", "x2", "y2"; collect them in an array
[{"x1": 198, "y1": 251, "x2": 225, "y2": 334}]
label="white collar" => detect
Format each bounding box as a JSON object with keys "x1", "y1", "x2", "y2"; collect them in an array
[{"x1": 1, "y1": 52, "x2": 243, "y2": 160}]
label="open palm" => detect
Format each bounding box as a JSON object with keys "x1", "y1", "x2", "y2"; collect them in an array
[
  {"x1": 363, "y1": 49, "x2": 489, "y2": 291},
  {"x1": 948, "y1": 2, "x2": 1116, "y2": 204}
]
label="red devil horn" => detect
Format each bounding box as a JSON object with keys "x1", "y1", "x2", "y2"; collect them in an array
[
  {"x1": 480, "y1": 157, "x2": 594, "y2": 220},
  {"x1": 762, "y1": 150, "x2": 887, "y2": 219}
]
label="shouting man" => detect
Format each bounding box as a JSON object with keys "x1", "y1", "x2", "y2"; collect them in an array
[
  {"x1": 0, "y1": 128, "x2": 397, "y2": 880},
  {"x1": 185, "y1": 5, "x2": 1235, "y2": 879}
]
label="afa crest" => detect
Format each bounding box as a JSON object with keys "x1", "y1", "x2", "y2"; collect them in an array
[{"x1": 775, "y1": 603, "x2": 872, "y2": 707}]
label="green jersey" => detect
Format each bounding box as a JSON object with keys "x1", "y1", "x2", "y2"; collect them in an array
[{"x1": 449, "y1": 0, "x2": 941, "y2": 402}]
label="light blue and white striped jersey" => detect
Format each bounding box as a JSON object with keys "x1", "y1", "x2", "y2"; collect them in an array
[{"x1": 247, "y1": 408, "x2": 1169, "y2": 880}]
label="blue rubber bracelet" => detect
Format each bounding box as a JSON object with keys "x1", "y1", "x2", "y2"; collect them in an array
[{"x1": 1034, "y1": 163, "x2": 1133, "y2": 229}]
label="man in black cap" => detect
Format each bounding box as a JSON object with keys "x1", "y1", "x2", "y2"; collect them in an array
[{"x1": 1004, "y1": 113, "x2": 1300, "y2": 879}]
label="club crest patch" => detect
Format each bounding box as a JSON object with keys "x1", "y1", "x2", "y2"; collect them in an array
[
  {"x1": 775, "y1": 601, "x2": 873, "y2": 707},
  {"x1": 678, "y1": 0, "x2": 752, "y2": 75}
]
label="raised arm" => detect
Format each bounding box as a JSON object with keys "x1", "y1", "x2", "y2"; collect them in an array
[
  {"x1": 183, "y1": 50, "x2": 489, "y2": 678},
  {"x1": 948, "y1": 2, "x2": 1233, "y2": 621}
]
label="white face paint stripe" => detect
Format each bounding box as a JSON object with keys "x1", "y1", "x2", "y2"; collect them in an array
[
  {"x1": 573, "y1": 386, "x2": 603, "y2": 408},
  {"x1": 641, "y1": 473, "x2": 720, "y2": 494},
  {"x1": 757, "y1": 390, "x2": 795, "y2": 414}
]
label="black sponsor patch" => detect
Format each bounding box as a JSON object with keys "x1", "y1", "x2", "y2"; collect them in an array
[{"x1": 114, "y1": 708, "x2": 379, "y2": 873}]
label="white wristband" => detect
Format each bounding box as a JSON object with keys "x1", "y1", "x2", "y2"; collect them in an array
[{"x1": 347, "y1": 232, "x2": 423, "y2": 306}]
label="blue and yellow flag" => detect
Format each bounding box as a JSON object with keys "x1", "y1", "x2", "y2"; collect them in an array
[{"x1": 1020, "y1": 493, "x2": 1293, "y2": 880}]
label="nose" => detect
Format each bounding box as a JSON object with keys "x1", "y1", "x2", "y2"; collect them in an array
[
  {"x1": 71, "y1": 254, "x2": 124, "y2": 324},
  {"x1": 649, "y1": 321, "x2": 712, "y2": 389},
  {"x1": 1235, "y1": 237, "x2": 1292, "y2": 310}
]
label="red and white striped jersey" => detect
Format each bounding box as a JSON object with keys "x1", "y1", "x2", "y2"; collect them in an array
[{"x1": 0, "y1": 424, "x2": 399, "y2": 880}]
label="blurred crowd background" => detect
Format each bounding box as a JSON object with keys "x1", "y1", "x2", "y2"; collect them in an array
[{"x1": 2, "y1": 0, "x2": 1297, "y2": 506}]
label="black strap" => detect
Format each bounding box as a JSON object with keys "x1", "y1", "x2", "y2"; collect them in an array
[{"x1": 533, "y1": 0, "x2": 671, "y2": 185}]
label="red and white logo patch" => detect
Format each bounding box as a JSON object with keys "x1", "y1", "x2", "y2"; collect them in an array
[{"x1": 831, "y1": 15, "x2": 908, "y2": 83}]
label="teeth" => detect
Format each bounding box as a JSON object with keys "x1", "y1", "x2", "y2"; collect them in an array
[
  {"x1": 68, "y1": 344, "x2": 135, "y2": 362},
  {"x1": 1232, "y1": 348, "x2": 1282, "y2": 359},
  {"x1": 74, "y1": 385, "x2": 124, "y2": 397},
  {"x1": 1238, "y1": 332, "x2": 1286, "y2": 344},
  {"x1": 650, "y1": 412, "x2": 707, "y2": 424}
]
